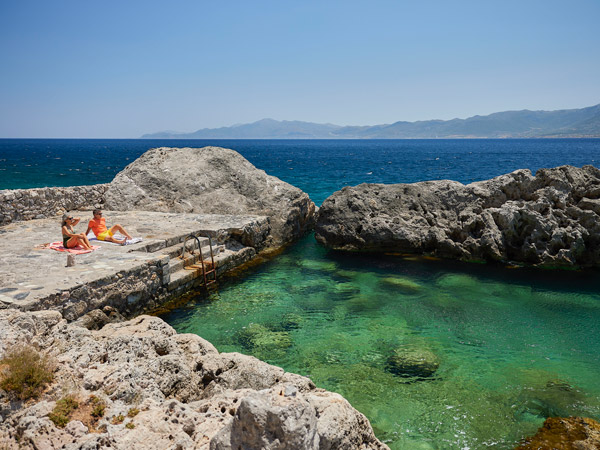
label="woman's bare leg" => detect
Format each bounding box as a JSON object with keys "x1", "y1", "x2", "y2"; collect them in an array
[{"x1": 79, "y1": 234, "x2": 93, "y2": 250}]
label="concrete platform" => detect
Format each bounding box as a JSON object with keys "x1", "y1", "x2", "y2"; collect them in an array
[{"x1": 0, "y1": 210, "x2": 269, "y2": 317}]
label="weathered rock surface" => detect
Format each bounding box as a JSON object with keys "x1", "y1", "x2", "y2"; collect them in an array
[
  {"x1": 515, "y1": 416, "x2": 600, "y2": 450},
  {"x1": 315, "y1": 165, "x2": 600, "y2": 267},
  {"x1": 0, "y1": 309, "x2": 388, "y2": 450},
  {"x1": 104, "y1": 147, "x2": 316, "y2": 249}
]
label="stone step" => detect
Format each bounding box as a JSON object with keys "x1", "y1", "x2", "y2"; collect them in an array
[
  {"x1": 167, "y1": 258, "x2": 218, "y2": 292},
  {"x1": 138, "y1": 234, "x2": 213, "y2": 255},
  {"x1": 160, "y1": 237, "x2": 212, "y2": 259},
  {"x1": 168, "y1": 244, "x2": 223, "y2": 273}
]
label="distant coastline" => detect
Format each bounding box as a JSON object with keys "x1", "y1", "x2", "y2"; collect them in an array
[{"x1": 142, "y1": 104, "x2": 600, "y2": 140}]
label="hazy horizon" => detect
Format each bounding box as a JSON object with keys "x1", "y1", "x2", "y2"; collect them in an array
[{"x1": 1, "y1": 0, "x2": 599, "y2": 138}]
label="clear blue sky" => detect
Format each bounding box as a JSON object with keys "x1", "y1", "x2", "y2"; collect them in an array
[{"x1": 1, "y1": 0, "x2": 599, "y2": 138}]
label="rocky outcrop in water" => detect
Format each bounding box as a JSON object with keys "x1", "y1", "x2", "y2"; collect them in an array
[
  {"x1": 315, "y1": 165, "x2": 600, "y2": 268},
  {"x1": 515, "y1": 417, "x2": 600, "y2": 450},
  {"x1": 386, "y1": 347, "x2": 440, "y2": 378},
  {"x1": 0, "y1": 309, "x2": 387, "y2": 450},
  {"x1": 104, "y1": 147, "x2": 316, "y2": 249}
]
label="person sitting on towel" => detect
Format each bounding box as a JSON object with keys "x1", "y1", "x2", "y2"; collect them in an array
[
  {"x1": 62, "y1": 214, "x2": 93, "y2": 250},
  {"x1": 86, "y1": 209, "x2": 133, "y2": 245}
]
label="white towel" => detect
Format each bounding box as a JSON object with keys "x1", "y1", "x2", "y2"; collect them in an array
[{"x1": 88, "y1": 232, "x2": 143, "y2": 245}]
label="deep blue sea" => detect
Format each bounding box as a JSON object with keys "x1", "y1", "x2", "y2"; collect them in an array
[
  {"x1": 2, "y1": 138, "x2": 599, "y2": 205},
  {"x1": 3, "y1": 138, "x2": 600, "y2": 449}
]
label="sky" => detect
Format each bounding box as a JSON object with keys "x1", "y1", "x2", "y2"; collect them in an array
[{"x1": 1, "y1": 0, "x2": 599, "y2": 138}]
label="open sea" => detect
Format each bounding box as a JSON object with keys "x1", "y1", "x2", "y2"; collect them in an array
[{"x1": 3, "y1": 138, "x2": 600, "y2": 449}]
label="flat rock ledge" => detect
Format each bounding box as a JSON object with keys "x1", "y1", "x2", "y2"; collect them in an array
[
  {"x1": 315, "y1": 165, "x2": 600, "y2": 268},
  {"x1": 0, "y1": 310, "x2": 388, "y2": 450},
  {"x1": 104, "y1": 147, "x2": 317, "y2": 249}
]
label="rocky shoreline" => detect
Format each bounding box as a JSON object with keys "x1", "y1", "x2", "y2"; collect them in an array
[
  {"x1": 315, "y1": 165, "x2": 600, "y2": 268},
  {"x1": 0, "y1": 309, "x2": 388, "y2": 449}
]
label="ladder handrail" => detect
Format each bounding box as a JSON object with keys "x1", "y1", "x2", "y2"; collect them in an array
[
  {"x1": 180, "y1": 234, "x2": 197, "y2": 267},
  {"x1": 199, "y1": 235, "x2": 217, "y2": 286},
  {"x1": 180, "y1": 233, "x2": 216, "y2": 287}
]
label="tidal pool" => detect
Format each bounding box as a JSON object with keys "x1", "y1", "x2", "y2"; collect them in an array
[{"x1": 161, "y1": 234, "x2": 600, "y2": 449}]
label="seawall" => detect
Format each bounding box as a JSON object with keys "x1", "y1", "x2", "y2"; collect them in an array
[{"x1": 0, "y1": 210, "x2": 269, "y2": 321}]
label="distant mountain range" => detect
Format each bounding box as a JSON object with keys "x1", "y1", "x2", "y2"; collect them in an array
[{"x1": 141, "y1": 104, "x2": 600, "y2": 139}]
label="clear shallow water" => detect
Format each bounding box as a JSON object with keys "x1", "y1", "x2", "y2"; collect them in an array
[
  {"x1": 162, "y1": 236, "x2": 600, "y2": 449},
  {"x1": 3, "y1": 138, "x2": 600, "y2": 448}
]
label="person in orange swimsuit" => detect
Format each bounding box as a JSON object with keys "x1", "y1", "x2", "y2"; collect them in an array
[{"x1": 86, "y1": 209, "x2": 132, "y2": 245}]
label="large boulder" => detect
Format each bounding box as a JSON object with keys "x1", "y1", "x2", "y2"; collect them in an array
[
  {"x1": 104, "y1": 147, "x2": 316, "y2": 249},
  {"x1": 0, "y1": 310, "x2": 388, "y2": 450},
  {"x1": 315, "y1": 165, "x2": 600, "y2": 268}
]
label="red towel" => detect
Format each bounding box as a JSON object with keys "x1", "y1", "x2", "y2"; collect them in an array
[{"x1": 48, "y1": 241, "x2": 100, "y2": 254}]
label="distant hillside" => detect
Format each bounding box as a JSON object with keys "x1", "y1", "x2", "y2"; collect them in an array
[{"x1": 142, "y1": 104, "x2": 600, "y2": 139}]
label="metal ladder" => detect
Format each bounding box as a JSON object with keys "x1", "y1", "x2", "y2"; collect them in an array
[{"x1": 180, "y1": 234, "x2": 217, "y2": 287}]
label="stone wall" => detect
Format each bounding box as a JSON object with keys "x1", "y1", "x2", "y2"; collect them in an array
[
  {"x1": 0, "y1": 184, "x2": 109, "y2": 225},
  {"x1": 30, "y1": 255, "x2": 169, "y2": 321}
]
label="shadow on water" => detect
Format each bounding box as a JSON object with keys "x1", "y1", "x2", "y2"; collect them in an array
[{"x1": 161, "y1": 233, "x2": 600, "y2": 450}]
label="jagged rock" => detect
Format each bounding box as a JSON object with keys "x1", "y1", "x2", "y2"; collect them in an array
[
  {"x1": 315, "y1": 165, "x2": 600, "y2": 268},
  {"x1": 74, "y1": 306, "x2": 125, "y2": 330},
  {"x1": 210, "y1": 388, "x2": 320, "y2": 449},
  {"x1": 515, "y1": 417, "x2": 600, "y2": 450},
  {"x1": 104, "y1": 147, "x2": 316, "y2": 249},
  {"x1": 386, "y1": 347, "x2": 440, "y2": 378},
  {"x1": 0, "y1": 309, "x2": 387, "y2": 450},
  {"x1": 211, "y1": 387, "x2": 388, "y2": 450}
]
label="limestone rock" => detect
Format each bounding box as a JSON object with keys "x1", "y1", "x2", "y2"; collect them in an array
[
  {"x1": 104, "y1": 147, "x2": 316, "y2": 249},
  {"x1": 515, "y1": 416, "x2": 600, "y2": 450},
  {"x1": 0, "y1": 310, "x2": 387, "y2": 450},
  {"x1": 315, "y1": 165, "x2": 600, "y2": 268},
  {"x1": 210, "y1": 388, "x2": 319, "y2": 449},
  {"x1": 73, "y1": 306, "x2": 125, "y2": 330},
  {"x1": 211, "y1": 387, "x2": 388, "y2": 450}
]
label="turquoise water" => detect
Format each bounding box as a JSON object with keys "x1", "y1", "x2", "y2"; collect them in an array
[{"x1": 162, "y1": 235, "x2": 600, "y2": 449}]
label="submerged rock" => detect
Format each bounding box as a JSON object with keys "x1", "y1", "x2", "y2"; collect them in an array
[
  {"x1": 380, "y1": 276, "x2": 422, "y2": 293},
  {"x1": 104, "y1": 146, "x2": 316, "y2": 249},
  {"x1": 315, "y1": 165, "x2": 600, "y2": 268},
  {"x1": 386, "y1": 346, "x2": 440, "y2": 378},
  {"x1": 236, "y1": 323, "x2": 292, "y2": 355},
  {"x1": 0, "y1": 309, "x2": 388, "y2": 449},
  {"x1": 515, "y1": 416, "x2": 600, "y2": 450},
  {"x1": 279, "y1": 313, "x2": 304, "y2": 331},
  {"x1": 515, "y1": 380, "x2": 588, "y2": 420}
]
